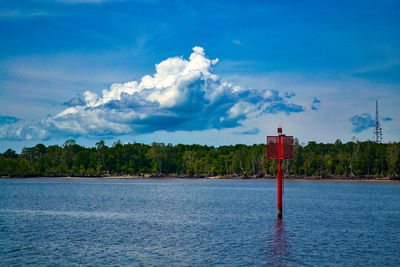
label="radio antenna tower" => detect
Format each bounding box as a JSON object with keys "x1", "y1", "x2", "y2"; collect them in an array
[{"x1": 374, "y1": 100, "x2": 382, "y2": 143}]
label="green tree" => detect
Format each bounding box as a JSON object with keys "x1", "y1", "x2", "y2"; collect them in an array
[
  {"x1": 96, "y1": 140, "x2": 108, "y2": 174},
  {"x1": 146, "y1": 143, "x2": 166, "y2": 174},
  {"x1": 386, "y1": 142, "x2": 399, "y2": 177}
]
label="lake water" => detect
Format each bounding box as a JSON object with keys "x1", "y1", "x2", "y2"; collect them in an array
[{"x1": 0, "y1": 178, "x2": 399, "y2": 266}]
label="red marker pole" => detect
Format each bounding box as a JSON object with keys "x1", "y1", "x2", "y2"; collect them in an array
[
  {"x1": 267, "y1": 128, "x2": 293, "y2": 219},
  {"x1": 277, "y1": 134, "x2": 284, "y2": 218}
]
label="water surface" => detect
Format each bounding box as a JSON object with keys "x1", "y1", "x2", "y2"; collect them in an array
[{"x1": 0, "y1": 178, "x2": 399, "y2": 266}]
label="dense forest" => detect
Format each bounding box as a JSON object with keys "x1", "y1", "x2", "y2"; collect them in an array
[{"x1": 0, "y1": 139, "x2": 399, "y2": 178}]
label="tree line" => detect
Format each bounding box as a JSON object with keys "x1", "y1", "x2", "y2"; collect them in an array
[{"x1": 0, "y1": 139, "x2": 399, "y2": 178}]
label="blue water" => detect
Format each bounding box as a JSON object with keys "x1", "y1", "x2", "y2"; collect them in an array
[{"x1": 0, "y1": 178, "x2": 399, "y2": 266}]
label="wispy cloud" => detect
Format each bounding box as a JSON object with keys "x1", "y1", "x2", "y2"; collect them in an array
[
  {"x1": 350, "y1": 113, "x2": 375, "y2": 133},
  {"x1": 0, "y1": 116, "x2": 20, "y2": 125},
  {"x1": 263, "y1": 102, "x2": 304, "y2": 114},
  {"x1": 354, "y1": 58, "x2": 400, "y2": 74},
  {"x1": 0, "y1": 0, "x2": 129, "y2": 20},
  {"x1": 311, "y1": 97, "x2": 321, "y2": 110},
  {"x1": 383, "y1": 117, "x2": 393, "y2": 121},
  {"x1": 232, "y1": 39, "x2": 243, "y2": 46},
  {"x1": 284, "y1": 92, "x2": 295, "y2": 99},
  {"x1": 0, "y1": 46, "x2": 305, "y2": 140},
  {"x1": 350, "y1": 113, "x2": 394, "y2": 133},
  {"x1": 0, "y1": 10, "x2": 49, "y2": 19},
  {"x1": 54, "y1": 0, "x2": 125, "y2": 3},
  {"x1": 235, "y1": 127, "x2": 260, "y2": 135},
  {"x1": 0, "y1": 120, "x2": 47, "y2": 140},
  {"x1": 63, "y1": 97, "x2": 85, "y2": 106}
]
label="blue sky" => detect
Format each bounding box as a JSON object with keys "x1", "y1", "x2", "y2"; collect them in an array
[{"x1": 0, "y1": 0, "x2": 399, "y2": 152}]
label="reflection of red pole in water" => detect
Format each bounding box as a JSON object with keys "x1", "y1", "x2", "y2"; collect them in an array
[
  {"x1": 267, "y1": 127, "x2": 293, "y2": 219},
  {"x1": 266, "y1": 219, "x2": 288, "y2": 265}
]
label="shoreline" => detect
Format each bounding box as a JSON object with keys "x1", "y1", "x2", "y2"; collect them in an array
[{"x1": 2, "y1": 175, "x2": 399, "y2": 182}]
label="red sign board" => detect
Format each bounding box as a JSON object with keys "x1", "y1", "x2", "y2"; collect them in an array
[{"x1": 266, "y1": 136, "x2": 294, "y2": 159}]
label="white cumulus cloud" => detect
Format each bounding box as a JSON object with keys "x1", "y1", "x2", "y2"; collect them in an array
[{"x1": 0, "y1": 46, "x2": 305, "y2": 140}]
